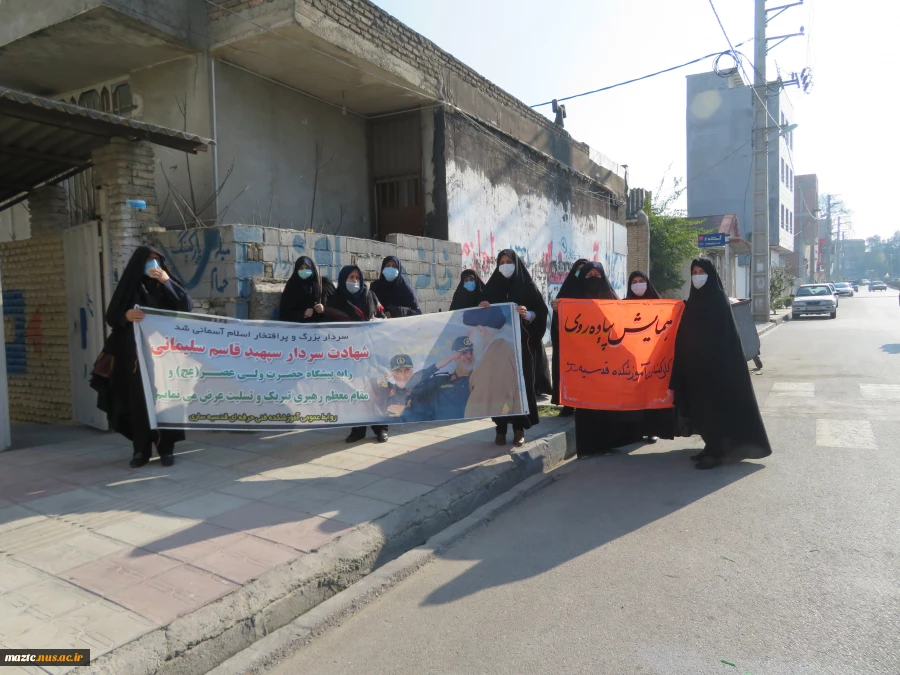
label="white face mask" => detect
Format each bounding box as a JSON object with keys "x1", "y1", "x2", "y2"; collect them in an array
[
  {"x1": 631, "y1": 282, "x2": 648, "y2": 297},
  {"x1": 499, "y1": 263, "x2": 516, "y2": 278},
  {"x1": 692, "y1": 274, "x2": 708, "y2": 289},
  {"x1": 346, "y1": 281, "x2": 361, "y2": 293}
]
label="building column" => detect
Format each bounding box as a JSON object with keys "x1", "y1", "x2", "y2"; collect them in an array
[
  {"x1": 91, "y1": 138, "x2": 159, "y2": 286},
  {"x1": 625, "y1": 209, "x2": 650, "y2": 275},
  {"x1": 28, "y1": 185, "x2": 69, "y2": 237}
]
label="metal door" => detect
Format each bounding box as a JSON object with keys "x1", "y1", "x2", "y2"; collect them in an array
[
  {"x1": 62, "y1": 221, "x2": 108, "y2": 430},
  {"x1": 371, "y1": 113, "x2": 424, "y2": 238}
]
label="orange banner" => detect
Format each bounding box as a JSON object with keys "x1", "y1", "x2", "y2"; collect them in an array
[{"x1": 559, "y1": 299, "x2": 684, "y2": 410}]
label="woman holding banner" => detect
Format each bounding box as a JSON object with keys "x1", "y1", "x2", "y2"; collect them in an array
[
  {"x1": 370, "y1": 256, "x2": 421, "y2": 318},
  {"x1": 569, "y1": 262, "x2": 649, "y2": 459},
  {"x1": 670, "y1": 258, "x2": 772, "y2": 469},
  {"x1": 550, "y1": 259, "x2": 587, "y2": 417},
  {"x1": 326, "y1": 264, "x2": 390, "y2": 444},
  {"x1": 278, "y1": 256, "x2": 335, "y2": 323},
  {"x1": 95, "y1": 246, "x2": 194, "y2": 468},
  {"x1": 478, "y1": 249, "x2": 548, "y2": 447},
  {"x1": 449, "y1": 269, "x2": 486, "y2": 310},
  {"x1": 623, "y1": 270, "x2": 675, "y2": 444}
]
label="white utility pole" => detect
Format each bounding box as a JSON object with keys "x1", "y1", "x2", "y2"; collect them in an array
[{"x1": 751, "y1": 0, "x2": 770, "y2": 322}]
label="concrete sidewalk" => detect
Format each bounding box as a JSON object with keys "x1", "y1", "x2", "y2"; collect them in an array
[{"x1": 0, "y1": 417, "x2": 572, "y2": 674}]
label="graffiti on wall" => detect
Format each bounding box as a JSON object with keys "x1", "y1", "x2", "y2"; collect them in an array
[
  {"x1": 2, "y1": 289, "x2": 26, "y2": 374},
  {"x1": 158, "y1": 228, "x2": 233, "y2": 298}
]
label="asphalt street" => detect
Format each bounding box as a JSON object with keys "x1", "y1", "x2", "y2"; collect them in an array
[{"x1": 269, "y1": 287, "x2": 900, "y2": 675}]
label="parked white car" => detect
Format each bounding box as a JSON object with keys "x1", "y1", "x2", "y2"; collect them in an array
[{"x1": 792, "y1": 284, "x2": 838, "y2": 320}]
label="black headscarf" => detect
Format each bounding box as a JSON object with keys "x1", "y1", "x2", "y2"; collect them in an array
[
  {"x1": 105, "y1": 246, "x2": 192, "y2": 327},
  {"x1": 449, "y1": 269, "x2": 486, "y2": 311},
  {"x1": 670, "y1": 257, "x2": 771, "y2": 459},
  {"x1": 576, "y1": 261, "x2": 619, "y2": 300},
  {"x1": 557, "y1": 259, "x2": 589, "y2": 301},
  {"x1": 326, "y1": 264, "x2": 381, "y2": 322},
  {"x1": 97, "y1": 245, "x2": 192, "y2": 443},
  {"x1": 625, "y1": 270, "x2": 661, "y2": 300},
  {"x1": 550, "y1": 259, "x2": 589, "y2": 404},
  {"x1": 485, "y1": 249, "x2": 552, "y2": 395},
  {"x1": 279, "y1": 256, "x2": 336, "y2": 323},
  {"x1": 369, "y1": 256, "x2": 421, "y2": 317}
]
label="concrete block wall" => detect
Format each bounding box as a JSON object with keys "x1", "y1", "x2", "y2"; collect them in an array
[
  {"x1": 0, "y1": 236, "x2": 73, "y2": 423},
  {"x1": 153, "y1": 225, "x2": 462, "y2": 320}
]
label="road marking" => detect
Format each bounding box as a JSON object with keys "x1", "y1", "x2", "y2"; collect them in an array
[
  {"x1": 859, "y1": 384, "x2": 900, "y2": 401},
  {"x1": 770, "y1": 382, "x2": 815, "y2": 397},
  {"x1": 816, "y1": 419, "x2": 876, "y2": 449}
]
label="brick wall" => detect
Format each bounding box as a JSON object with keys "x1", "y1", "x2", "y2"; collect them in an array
[
  {"x1": 92, "y1": 139, "x2": 160, "y2": 287},
  {"x1": 152, "y1": 225, "x2": 462, "y2": 320},
  {"x1": 208, "y1": 0, "x2": 588, "y2": 162},
  {"x1": 0, "y1": 236, "x2": 73, "y2": 423},
  {"x1": 626, "y1": 211, "x2": 650, "y2": 276}
]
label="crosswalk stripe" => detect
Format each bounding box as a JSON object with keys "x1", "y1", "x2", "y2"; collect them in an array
[
  {"x1": 859, "y1": 384, "x2": 900, "y2": 401},
  {"x1": 816, "y1": 419, "x2": 876, "y2": 449},
  {"x1": 770, "y1": 382, "x2": 815, "y2": 397}
]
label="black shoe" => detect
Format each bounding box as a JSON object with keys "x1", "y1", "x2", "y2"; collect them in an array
[
  {"x1": 646, "y1": 436, "x2": 659, "y2": 444},
  {"x1": 690, "y1": 451, "x2": 706, "y2": 461},
  {"x1": 377, "y1": 429, "x2": 389, "y2": 443},
  {"x1": 559, "y1": 406, "x2": 574, "y2": 417},
  {"x1": 346, "y1": 429, "x2": 366, "y2": 443},
  {"x1": 495, "y1": 433, "x2": 507, "y2": 446},
  {"x1": 160, "y1": 454, "x2": 175, "y2": 467},
  {"x1": 129, "y1": 453, "x2": 150, "y2": 468},
  {"x1": 695, "y1": 456, "x2": 722, "y2": 470}
]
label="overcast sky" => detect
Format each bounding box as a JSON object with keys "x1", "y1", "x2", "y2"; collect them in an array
[{"x1": 373, "y1": 0, "x2": 896, "y2": 241}]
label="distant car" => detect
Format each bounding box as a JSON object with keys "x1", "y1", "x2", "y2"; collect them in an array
[
  {"x1": 870, "y1": 282, "x2": 888, "y2": 291},
  {"x1": 850, "y1": 281, "x2": 859, "y2": 292},
  {"x1": 792, "y1": 284, "x2": 838, "y2": 320},
  {"x1": 862, "y1": 279, "x2": 871, "y2": 285},
  {"x1": 833, "y1": 282, "x2": 854, "y2": 297},
  {"x1": 825, "y1": 283, "x2": 839, "y2": 306}
]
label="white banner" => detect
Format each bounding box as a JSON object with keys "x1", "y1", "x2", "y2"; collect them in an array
[{"x1": 135, "y1": 304, "x2": 527, "y2": 430}]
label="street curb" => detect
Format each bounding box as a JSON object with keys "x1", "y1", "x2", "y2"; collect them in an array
[
  {"x1": 207, "y1": 471, "x2": 557, "y2": 675},
  {"x1": 87, "y1": 426, "x2": 573, "y2": 675},
  {"x1": 757, "y1": 311, "x2": 789, "y2": 337}
]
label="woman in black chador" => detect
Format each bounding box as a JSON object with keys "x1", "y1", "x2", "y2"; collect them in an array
[
  {"x1": 369, "y1": 256, "x2": 421, "y2": 318},
  {"x1": 550, "y1": 259, "x2": 587, "y2": 417},
  {"x1": 278, "y1": 256, "x2": 335, "y2": 323},
  {"x1": 570, "y1": 262, "x2": 649, "y2": 459},
  {"x1": 96, "y1": 246, "x2": 194, "y2": 468},
  {"x1": 670, "y1": 257, "x2": 772, "y2": 469},
  {"x1": 623, "y1": 270, "x2": 677, "y2": 444},
  {"x1": 479, "y1": 249, "x2": 549, "y2": 447},
  {"x1": 449, "y1": 269, "x2": 486, "y2": 311}
]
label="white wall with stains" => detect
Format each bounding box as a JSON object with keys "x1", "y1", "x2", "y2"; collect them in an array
[{"x1": 446, "y1": 159, "x2": 628, "y2": 311}]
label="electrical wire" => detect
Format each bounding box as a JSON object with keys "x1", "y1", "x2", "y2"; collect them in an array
[{"x1": 530, "y1": 40, "x2": 751, "y2": 108}]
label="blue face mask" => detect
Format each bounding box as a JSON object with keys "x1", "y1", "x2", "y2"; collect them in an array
[
  {"x1": 382, "y1": 267, "x2": 400, "y2": 281},
  {"x1": 144, "y1": 259, "x2": 160, "y2": 276},
  {"x1": 463, "y1": 280, "x2": 477, "y2": 292},
  {"x1": 297, "y1": 269, "x2": 313, "y2": 280}
]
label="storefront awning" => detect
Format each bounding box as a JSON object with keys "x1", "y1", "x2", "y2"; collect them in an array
[{"x1": 0, "y1": 86, "x2": 212, "y2": 212}]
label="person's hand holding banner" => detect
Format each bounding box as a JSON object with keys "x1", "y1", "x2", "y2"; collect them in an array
[{"x1": 559, "y1": 299, "x2": 684, "y2": 411}]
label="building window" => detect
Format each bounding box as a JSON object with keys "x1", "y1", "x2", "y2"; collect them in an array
[
  {"x1": 780, "y1": 204, "x2": 785, "y2": 229},
  {"x1": 790, "y1": 211, "x2": 794, "y2": 234},
  {"x1": 113, "y1": 83, "x2": 133, "y2": 114},
  {"x1": 781, "y1": 158, "x2": 785, "y2": 183},
  {"x1": 78, "y1": 90, "x2": 100, "y2": 110}
]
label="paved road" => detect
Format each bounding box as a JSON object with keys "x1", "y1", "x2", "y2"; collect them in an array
[{"x1": 270, "y1": 288, "x2": 900, "y2": 675}]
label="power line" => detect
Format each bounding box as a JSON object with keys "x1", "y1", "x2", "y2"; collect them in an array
[{"x1": 530, "y1": 40, "x2": 751, "y2": 108}]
